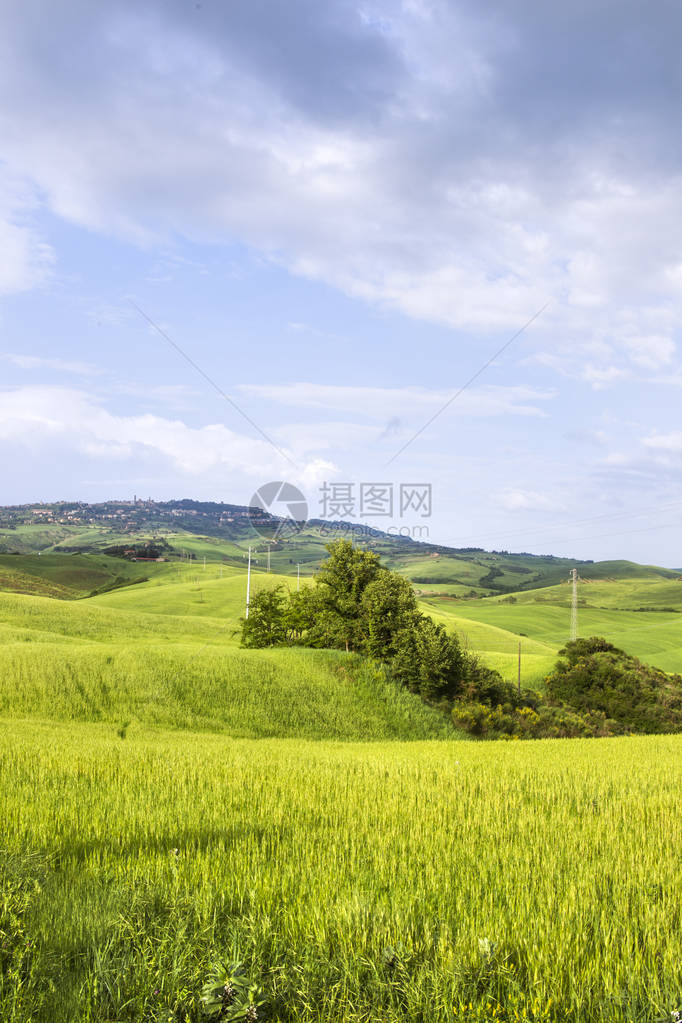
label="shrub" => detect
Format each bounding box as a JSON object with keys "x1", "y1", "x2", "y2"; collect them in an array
[{"x1": 546, "y1": 637, "x2": 682, "y2": 734}]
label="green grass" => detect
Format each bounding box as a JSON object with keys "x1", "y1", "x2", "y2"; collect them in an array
[
  {"x1": 0, "y1": 579, "x2": 452, "y2": 741},
  {"x1": 0, "y1": 645, "x2": 453, "y2": 740},
  {"x1": 0, "y1": 552, "x2": 160, "y2": 598},
  {"x1": 89, "y1": 566, "x2": 279, "y2": 619},
  {"x1": 421, "y1": 574, "x2": 682, "y2": 683},
  {"x1": 2, "y1": 721, "x2": 681, "y2": 1022},
  {"x1": 419, "y1": 598, "x2": 556, "y2": 687},
  {"x1": 2, "y1": 553, "x2": 682, "y2": 1020}
]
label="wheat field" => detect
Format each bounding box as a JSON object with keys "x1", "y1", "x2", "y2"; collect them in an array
[{"x1": 2, "y1": 720, "x2": 681, "y2": 1022}]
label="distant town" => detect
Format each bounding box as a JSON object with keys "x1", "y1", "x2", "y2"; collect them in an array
[{"x1": 0, "y1": 499, "x2": 272, "y2": 534}]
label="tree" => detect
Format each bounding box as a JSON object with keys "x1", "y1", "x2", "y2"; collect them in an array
[
  {"x1": 283, "y1": 588, "x2": 317, "y2": 645},
  {"x1": 462, "y1": 655, "x2": 517, "y2": 707},
  {"x1": 240, "y1": 586, "x2": 288, "y2": 648},
  {"x1": 311, "y1": 539, "x2": 381, "y2": 652},
  {"x1": 361, "y1": 571, "x2": 419, "y2": 659},
  {"x1": 545, "y1": 636, "x2": 682, "y2": 733},
  {"x1": 238, "y1": 540, "x2": 472, "y2": 710},
  {"x1": 391, "y1": 616, "x2": 465, "y2": 701}
]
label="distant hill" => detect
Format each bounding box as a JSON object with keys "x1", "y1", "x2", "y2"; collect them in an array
[
  {"x1": 0, "y1": 499, "x2": 680, "y2": 705},
  {"x1": 0, "y1": 498, "x2": 678, "y2": 602}
]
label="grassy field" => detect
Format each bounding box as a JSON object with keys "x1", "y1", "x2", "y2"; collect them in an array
[
  {"x1": 2, "y1": 552, "x2": 682, "y2": 1021},
  {"x1": 0, "y1": 552, "x2": 164, "y2": 599},
  {"x1": 0, "y1": 576, "x2": 452, "y2": 741},
  {"x1": 2, "y1": 721, "x2": 681, "y2": 1022},
  {"x1": 422, "y1": 573, "x2": 682, "y2": 682},
  {"x1": 2, "y1": 553, "x2": 682, "y2": 701}
]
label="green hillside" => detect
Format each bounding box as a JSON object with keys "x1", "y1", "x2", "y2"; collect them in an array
[
  {"x1": 1, "y1": 510, "x2": 682, "y2": 1021},
  {"x1": 0, "y1": 525, "x2": 681, "y2": 689},
  {"x1": 0, "y1": 501, "x2": 681, "y2": 702},
  {"x1": 0, "y1": 579, "x2": 453, "y2": 740},
  {"x1": 0, "y1": 552, "x2": 162, "y2": 598},
  {"x1": 6, "y1": 499, "x2": 679, "y2": 601},
  {"x1": 422, "y1": 572, "x2": 682, "y2": 681}
]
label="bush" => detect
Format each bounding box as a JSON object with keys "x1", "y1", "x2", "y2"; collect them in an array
[
  {"x1": 452, "y1": 700, "x2": 623, "y2": 740},
  {"x1": 546, "y1": 637, "x2": 682, "y2": 734}
]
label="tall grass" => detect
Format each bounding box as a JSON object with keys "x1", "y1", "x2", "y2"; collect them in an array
[
  {"x1": 1, "y1": 722, "x2": 680, "y2": 1022},
  {"x1": 0, "y1": 644, "x2": 454, "y2": 740}
]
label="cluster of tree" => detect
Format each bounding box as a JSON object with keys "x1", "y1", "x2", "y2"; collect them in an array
[
  {"x1": 241, "y1": 544, "x2": 501, "y2": 703},
  {"x1": 103, "y1": 541, "x2": 171, "y2": 560},
  {"x1": 240, "y1": 541, "x2": 682, "y2": 740},
  {"x1": 477, "y1": 566, "x2": 504, "y2": 589},
  {"x1": 452, "y1": 637, "x2": 682, "y2": 739},
  {"x1": 545, "y1": 637, "x2": 682, "y2": 733},
  {"x1": 242, "y1": 540, "x2": 521, "y2": 707}
]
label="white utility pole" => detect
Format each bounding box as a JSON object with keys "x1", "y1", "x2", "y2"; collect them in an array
[
  {"x1": 570, "y1": 568, "x2": 578, "y2": 641},
  {"x1": 297, "y1": 563, "x2": 300, "y2": 591},
  {"x1": 267, "y1": 546, "x2": 271, "y2": 573},
  {"x1": 203, "y1": 555, "x2": 206, "y2": 571},
  {"x1": 245, "y1": 546, "x2": 252, "y2": 619}
]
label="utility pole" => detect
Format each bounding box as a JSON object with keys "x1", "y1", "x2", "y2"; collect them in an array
[
  {"x1": 297, "y1": 563, "x2": 300, "y2": 591},
  {"x1": 267, "y1": 546, "x2": 271, "y2": 573},
  {"x1": 517, "y1": 640, "x2": 522, "y2": 697},
  {"x1": 570, "y1": 568, "x2": 578, "y2": 641},
  {"x1": 203, "y1": 555, "x2": 206, "y2": 571},
  {"x1": 245, "y1": 546, "x2": 252, "y2": 619}
]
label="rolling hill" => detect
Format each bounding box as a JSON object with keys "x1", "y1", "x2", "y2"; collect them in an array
[
  {"x1": 1, "y1": 501, "x2": 681, "y2": 1022},
  {"x1": 0, "y1": 499, "x2": 681, "y2": 686}
]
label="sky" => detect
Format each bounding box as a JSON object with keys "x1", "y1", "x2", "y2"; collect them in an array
[{"x1": 2, "y1": 0, "x2": 682, "y2": 564}]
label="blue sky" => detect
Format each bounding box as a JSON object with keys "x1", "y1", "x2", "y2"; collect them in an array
[{"x1": 2, "y1": 0, "x2": 682, "y2": 564}]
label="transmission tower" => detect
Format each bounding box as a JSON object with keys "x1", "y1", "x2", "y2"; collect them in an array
[
  {"x1": 245, "y1": 547, "x2": 252, "y2": 619},
  {"x1": 570, "y1": 568, "x2": 578, "y2": 641}
]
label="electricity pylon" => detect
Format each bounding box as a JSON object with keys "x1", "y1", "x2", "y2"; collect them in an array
[
  {"x1": 245, "y1": 547, "x2": 252, "y2": 619},
  {"x1": 570, "y1": 568, "x2": 578, "y2": 641}
]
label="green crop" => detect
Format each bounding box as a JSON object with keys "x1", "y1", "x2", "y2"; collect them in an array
[{"x1": 1, "y1": 722, "x2": 681, "y2": 1022}]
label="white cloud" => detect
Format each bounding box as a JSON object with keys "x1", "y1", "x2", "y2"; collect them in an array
[
  {"x1": 1, "y1": 353, "x2": 102, "y2": 376},
  {"x1": 497, "y1": 489, "x2": 554, "y2": 512},
  {"x1": 623, "y1": 334, "x2": 676, "y2": 371},
  {"x1": 0, "y1": 385, "x2": 331, "y2": 485},
  {"x1": 238, "y1": 382, "x2": 555, "y2": 419},
  {"x1": 0, "y1": 169, "x2": 53, "y2": 295},
  {"x1": 0, "y1": 0, "x2": 680, "y2": 389},
  {"x1": 643, "y1": 432, "x2": 682, "y2": 454},
  {"x1": 582, "y1": 364, "x2": 628, "y2": 389}
]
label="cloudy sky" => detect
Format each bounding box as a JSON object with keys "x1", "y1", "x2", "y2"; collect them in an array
[{"x1": 2, "y1": 0, "x2": 682, "y2": 563}]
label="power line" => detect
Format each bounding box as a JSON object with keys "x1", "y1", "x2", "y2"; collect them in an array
[
  {"x1": 439, "y1": 517, "x2": 682, "y2": 556},
  {"x1": 382, "y1": 300, "x2": 552, "y2": 468},
  {"x1": 129, "y1": 300, "x2": 297, "y2": 469},
  {"x1": 440, "y1": 497, "x2": 682, "y2": 550}
]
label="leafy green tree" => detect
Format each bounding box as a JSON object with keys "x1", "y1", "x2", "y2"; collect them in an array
[
  {"x1": 361, "y1": 571, "x2": 419, "y2": 659},
  {"x1": 391, "y1": 616, "x2": 465, "y2": 700},
  {"x1": 240, "y1": 586, "x2": 288, "y2": 648},
  {"x1": 311, "y1": 539, "x2": 381, "y2": 651},
  {"x1": 462, "y1": 655, "x2": 518, "y2": 707},
  {"x1": 413, "y1": 617, "x2": 465, "y2": 700},
  {"x1": 283, "y1": 588, "x2": 318, "y2": 644}
]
